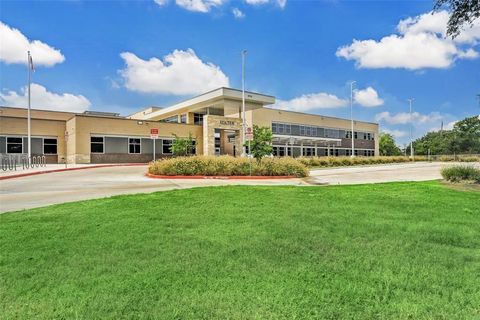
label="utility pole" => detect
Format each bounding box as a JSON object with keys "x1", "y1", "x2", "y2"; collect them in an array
[
  {"x1": 408, "y1": 98, "x2": 415, "y2": 160},
  {"x1": 350, "y1": 81, "x2": 356, "y2": 157},
  {"x1": 241, "y1": 50, "x2": 247, "y2": 157}
]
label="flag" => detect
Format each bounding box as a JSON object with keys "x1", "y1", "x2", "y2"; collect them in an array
[{"x1": 28, "y1": 52, "x2": 35, "y2": 72}]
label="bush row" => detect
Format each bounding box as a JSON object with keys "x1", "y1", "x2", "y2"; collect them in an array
[
  {"x1": 296, "y1": 155, "x2": 479, "y2": 168},
  {"x1": 296, "y1": 156, "x2": 419, "y2": 168},
  {"x1": 148, "y1": 156, "x2": 309, "y2": 177},
  {"x1": 441, "y1": 165, "x2": 480, "y2": 183}
]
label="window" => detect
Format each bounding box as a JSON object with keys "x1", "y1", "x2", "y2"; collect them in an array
[
  {"x1": 163, "y1": 115, "x2": 179, "y2": 123},
  {"x1": 162, "y1": 139, "x2": 173, "y2": 154},
  {"x1": 7, "y1": 137, "x2": 22, "y2": 153},
  {"x1": 366, "y1": 133, "x2": 371, "y2": 140},
  {"x1": 193, "y1": 113, "x2": 204, "y2": 125},
  {"x1": 345, "y1": 131, "x2": 352, "y2": 138},
  {"x1": 272, "y1": 123, "x2": 278, "y2": 133},
  {"x1": 91, "y1": 137, "x2": 104, "y2": 153},
  {"x1": 129, "y1": 138, "x2": 141, "y2": 154},
  {"x1": 278, "y1": 123, "x2": 284, "y2": 134},
  {"x1": 300, "y1": 126, "x2": 305, "y2": 136},
  {"x1": 354, "y1": 131, "x2": 358, "y2": 139},
  {"x1": 43, "y1": 138, "x2": 57, "y2": 154},
  {"x1": 302, "y1": 147, "x2": 314, "y2": 156},
  {"x1": 285, "y1": 124, "x2": 291, "y2": 134},
  {"x1": 180, "y1": 114, "x2": 187, "y2": 124}
]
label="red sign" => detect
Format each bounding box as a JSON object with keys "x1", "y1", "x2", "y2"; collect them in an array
[
  {"x1": 246, "y1": 127, "x2": 253, "y2": 134},
  {"x1": 150, "y1": 128, "x2": 158, "y2": 135}
]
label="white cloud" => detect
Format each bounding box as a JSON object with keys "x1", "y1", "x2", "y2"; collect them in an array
[
  {"x1": 0, "y1": 83, "x2": 91, "y2": 112},
  {"x1": 354, "y1": 87, "x2": 384, "y2": 107},
  {"x1": 154, "y1": 0, "x2": 168, "y2": 5},
  {"x1": 232, "y1": 8, "x2": 245, "y2": 19},
  {"x1": 174, "y1": 0, "x2": 225, "y2": 12},
  {"x1": 275, "y1": 92, "x2": 348, "y2": 112},
  {"x1": 245, "y1": 0, "x2": 286, "y2": 8},
  {"x1": 375, "y1": 111, "x2": 443, "y2": 125},
  {"x1": 336, "y1": 10, "x2": 480, "y2": 70},
  {"x1": 119, "y1": 49, "x2": 229, "y2": 95},
  {"x1": 0, "y1": 21, "x2": 65, "y2": 67},
  {"x1": 382, "y1": 128, "x2": 408, "y2": 138}
]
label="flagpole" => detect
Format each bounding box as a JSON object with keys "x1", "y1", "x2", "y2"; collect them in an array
[{"x1": 27, "y1": 51, "x2": 32, "y2": 160}]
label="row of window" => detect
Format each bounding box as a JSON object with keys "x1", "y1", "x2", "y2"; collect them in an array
[
  {"x1": 272, "y1": 122, "x2": 375, "y2": 140},
  {"x1": 3, "y1": 137, "x2": 57, "y2": 154},
  {"x1": 90, "y1": 137, "x2": 176, "y2": 154},
  {"x1": 272, "y1": 146, "x2": 375, "y2": 157}
]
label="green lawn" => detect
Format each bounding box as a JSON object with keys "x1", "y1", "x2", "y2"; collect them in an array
[{"x1": 1, "y1": 182, "x2": 479, "y2": 319}]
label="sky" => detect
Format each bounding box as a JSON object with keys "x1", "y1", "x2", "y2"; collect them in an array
[{"x1": 1, "y1": 0, "x2": 479, "y2": 146}]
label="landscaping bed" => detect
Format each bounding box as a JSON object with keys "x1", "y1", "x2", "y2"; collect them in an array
[
  {"x1": 148, "y1": 155, "x2": 309, "y2": 177},
  {"x1": 441, "y1": 164, "x2": 480, "y2": 184}
]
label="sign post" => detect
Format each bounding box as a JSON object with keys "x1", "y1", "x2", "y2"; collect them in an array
[
  {"x1": 245, "y1": 127, "x2": 254, "y2": 176},
  {"x1": 150, "y1": 128, "x2": 159, "y2": 161}
]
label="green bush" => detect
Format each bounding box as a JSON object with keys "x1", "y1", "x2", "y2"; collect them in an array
[
  {"x1": 149, "y1": 156, "x2": 309, "y2": 177},
  {"x1": 441, "y1": 165, "x2": 480, "y2": 183}
]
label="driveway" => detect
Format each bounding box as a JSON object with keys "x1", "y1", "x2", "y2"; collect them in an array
[{"x1": 0, "y1": 162, "x2": 470, "y2": 213}]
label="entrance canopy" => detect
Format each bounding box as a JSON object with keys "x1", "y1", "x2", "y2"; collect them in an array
[{"x1": 132, "y1": 87, "x2": 275, "y2": 121}]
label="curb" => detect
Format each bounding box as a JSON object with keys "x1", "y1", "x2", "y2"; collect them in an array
[
  {"x1": 0, "y1": 163, "x2": 146, "y2": 180},
  {"x1": 145, "y1": 173, "x2": 298, "y2": 180}
]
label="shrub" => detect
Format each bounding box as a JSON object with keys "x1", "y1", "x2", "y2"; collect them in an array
[
  {"x1": 149, "y1": 156, "x2": 309, "y2": 177},
  {"x1": 441, "y1": 165, "x2": 480, "y2": 183}
]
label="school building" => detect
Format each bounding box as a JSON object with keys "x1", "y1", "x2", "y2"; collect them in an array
[{"x1": 0, "y1": 87, "x2": 379, "y2": 164}]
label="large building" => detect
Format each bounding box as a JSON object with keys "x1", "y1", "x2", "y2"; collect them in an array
[{"x1": 0, "y1": 87, "x2": 379, "y2": 163}]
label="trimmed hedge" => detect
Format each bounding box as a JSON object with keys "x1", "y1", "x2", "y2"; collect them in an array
[
  {"x1": 297, "y1": 156, "x2": 417, "y2": 168},
  {"x1": 148, "y1": 156, "x2": 309, "y2": 177},
  {"x1": 441, "y1": 165, "x2": 480, "y2": 183}
]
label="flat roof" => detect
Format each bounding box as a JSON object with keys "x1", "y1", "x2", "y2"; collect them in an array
[{"x1": 140, "y1": 87, "x2": 276, "y2": 120}]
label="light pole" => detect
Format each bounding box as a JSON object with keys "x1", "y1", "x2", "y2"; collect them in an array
[
  {"x1": 241, "y1": 49, "x2": 247, "y2": 157},
  {"x1": 350, "y1": 81, "x2": 356, "y2": 157},
  {"x1": 408, "y1": 98, "x2": 415, "y2": 159}
]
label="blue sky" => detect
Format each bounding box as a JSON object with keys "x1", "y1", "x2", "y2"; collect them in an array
[{"x1": 1, "y1": 0, "x2": 479, "y2": 145}]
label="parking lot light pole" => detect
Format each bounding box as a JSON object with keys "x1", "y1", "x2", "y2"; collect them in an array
[
  {"x1": 350, "y1": 81, "x2": 356, "y2": 157},
  {"x1": 408, "y1": 98, "x2": 415, "y2": 159},
  {"x1": 241, "y1": 50, "x2": 247, "y2": 157}
]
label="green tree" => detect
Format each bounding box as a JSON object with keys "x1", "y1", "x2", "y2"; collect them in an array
[
  {"x1": 453, "y1": 116, "x2": 480, "y2": 153},
  {"x1": 434, "y1": 0, "x2": 480, "y2": 38},
  {"x1": 379, "y1": 133, "x2": 402, "y2": 156},
  {"x1": 246, "y1": 125, "x2": 273, "y2": 161},
  {"x1": 170, "y1": 133, "x2": 196, "y2": 156}
]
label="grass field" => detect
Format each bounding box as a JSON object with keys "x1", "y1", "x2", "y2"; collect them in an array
[{"x1": 1, "y1": 181, "x2": 479, "y2": 319}]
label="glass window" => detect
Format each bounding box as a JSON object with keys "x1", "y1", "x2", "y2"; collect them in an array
[
  {"x1": 180, "y1": 114, "x2": 187, "y2": 124},
  {"x1": 193, "y1": 113, "x2": 204, "y2": 125},
  {"x1": 278, "y1": 123, "x2": 284, "y2": 134},
  {"x1": 129, "y1": 138, "x2": 141, "y2": 154},
  {"x1": 162, "y1": 139, "x2": 173, "y2": 154},
  {"x1": 354, "y1": 132, "x2": 358, "y2": 139},
  {"x1": 91, "y1": 137, "x2": 104, "y2": 153},
  {"x1": 285, "y1": 124, "x2": 291, "y2": 134},
  {"x1": 272, "y1": 123, "x2": 278, "y2": 134},
  {"x1": 300, "y1": 126, "x2": 305, "y2": 136},
  {"x1": 43, "y1": 138, "x2": 57, "y2": 154},
  {"x1": 7, "y1": 137, "x2": 23, "y2": 153}
]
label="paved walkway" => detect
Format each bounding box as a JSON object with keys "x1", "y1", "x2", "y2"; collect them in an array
[{"x1": 1, "y1": 162, "x2": 474, "y2": 213}]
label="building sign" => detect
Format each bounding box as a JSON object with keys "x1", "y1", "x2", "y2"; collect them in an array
[
  {"x1": 150, "y1": 128, "x2": 159, "y2": 139},
  {"x1": 220, "y1": 120, "x2": 236, "y2": 126}
]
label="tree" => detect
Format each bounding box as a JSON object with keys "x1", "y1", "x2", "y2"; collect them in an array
[
  {"x1": 246, "y1": 125, "x2": 273, "y2": 161},
  {"x1": 453, "y1": 115, "x2": 480, "y2": 153},
  {"x1": 379, "y1": 133, "x2": 402, "y2": 156},
  {"x1": 170, "y1": 133, "x2": 196, "y2": 156},
  {"x1": 434, "y1": 0, "x2": 480, "y2": 38}
]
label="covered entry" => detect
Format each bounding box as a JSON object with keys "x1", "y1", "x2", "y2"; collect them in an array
[{"x1": 203, "y1": 115, "x2": 243, "y2": 156}]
